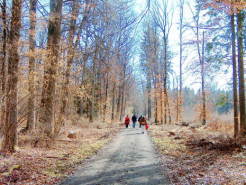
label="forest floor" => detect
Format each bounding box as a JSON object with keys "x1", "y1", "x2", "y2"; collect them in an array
[
  {"x1": 0, "y1": 122, "x2": 120, "y2": 185},
  {"x1": 149, "y1": 124, "x2": 246, "y2": 185}
]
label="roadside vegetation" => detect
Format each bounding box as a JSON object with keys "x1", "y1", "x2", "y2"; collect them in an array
[
  {"x1": 0, "y1": 121, "x2": 120, "y2": 185},
  {"x1": 150, "y1": 122, "x2": 246, "y2": 185}
]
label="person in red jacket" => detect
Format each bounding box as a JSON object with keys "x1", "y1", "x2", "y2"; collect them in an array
[{"x1": 124, "y1": 115, "x2": 130, "y2": 128}]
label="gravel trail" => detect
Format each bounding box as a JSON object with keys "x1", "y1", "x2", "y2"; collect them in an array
[{"x1": 61, "y1": 127, "x2": 170, "y2": 185}]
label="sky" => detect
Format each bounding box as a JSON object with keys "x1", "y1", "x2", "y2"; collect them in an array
[{"x1": 133, "y1": 0, "x2": 231, "y2": 92}]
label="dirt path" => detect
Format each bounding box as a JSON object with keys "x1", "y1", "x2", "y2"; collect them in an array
[{"x1": 61, "y1": 127, "x2": 170, "y2": 185}]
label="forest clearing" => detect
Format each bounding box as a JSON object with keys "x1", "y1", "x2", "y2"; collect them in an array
[{"x1": 0, "y1": 0, "x2": 246, "y2": 184}]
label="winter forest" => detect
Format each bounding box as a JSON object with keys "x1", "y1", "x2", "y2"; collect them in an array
[{"x1": 0, "y1": 0, "x2": 245, "y2": 184}]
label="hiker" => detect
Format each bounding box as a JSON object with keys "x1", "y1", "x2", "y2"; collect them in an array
[
  {"x1": 139, "y1": 116, "x2": 149, "y2": 133},
  {"x1": 143, "y1": 119, "x2": 149, "y2": 134},
  {"x1": 132, "y1": 114, "x2": 137, "y2": 128},
  {"x1": 138, "y1": 115, "x2": 143, "y2": 128},
  {"x1": 138, "y1": 115, "x2": 146, "y2": 128},
  {"x1": 124, "y1": 115, "x2": 130, "y2": 128}
]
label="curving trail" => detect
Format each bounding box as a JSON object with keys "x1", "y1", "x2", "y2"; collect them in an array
[{"x1": 61, "y1": 126, "x2": 170, "y2": 185}]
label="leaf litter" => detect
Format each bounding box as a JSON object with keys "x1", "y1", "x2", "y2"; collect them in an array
[
  {"x1": 0, "y1": 124, "x2": 120, "y2": 185},
  {"x1": 150, "y1": 124, "x2": 246, "y2": 185}
]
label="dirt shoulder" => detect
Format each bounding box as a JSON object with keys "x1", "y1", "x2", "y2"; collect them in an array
[
  {"x1": 0, "y1": 123, "x2": 120, "y2": 185},
  {"x1": 149, "y1": 124, "x2": 246, "y2": 185}
]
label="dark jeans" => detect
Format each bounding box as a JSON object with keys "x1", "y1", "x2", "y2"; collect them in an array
[
  {"x1": 125, "y1": 124, "x2": 129, "y2": 128},
  {"x1": 133, "y1": 121, "x2": 136, "y2": 128}
]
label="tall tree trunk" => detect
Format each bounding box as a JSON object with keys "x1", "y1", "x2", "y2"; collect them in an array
[
  {"x1": 0, "y1": 0, "x2": 7, "y2": 134},
  {"x1": 26, "y1": 0, "x2": 37, "y2": 131},
  {"x1": 237, "y1": 11, "x2": 246, "y2": 138},
  {"x1": 39, "y1": 0, "x2": 63, "y2": 137},
  {"x1": 194, "y1": 17, "x2": 206, "y2": 125},
  {"x1": 231, "y1": 13, "x2": 239, "y2": 139},
  {"x1": 178, "y1": 0, "x2": 184, "y2": 122},
  {"x1": 103, "y1": 73, "x2": 109, "y2": 122},
  {"x1": 111, "y1": 83, "x2": 116, "y2": 122},
  {"x1": 1, "y1": 0, "x2": 22, "y2": 153},
  {"x1": 120, "y1": 68, "x2": 126, "y2": 121},
  {"x1": 116, "y1": 84, "x2": 121, "y2": 120},
  {"x1": 55, "y1": 0, "x2": 78, "y2": 135},
  {"x1": 163, "y1": 37, "x2": 168, "y2": 124},
  {"x1": 120, "y1": 84, "x2": 125, "y2": 121},
  {"x1": 201, "y1": 31, "x2": 206, "y2": 125},
  {"x1": 147, "y1": 74, "x2": 151, "y2": 119},
  {"x1": 89, "y1": 47, "x2": 98, "y2": 122},
  {"x1": 165, "y1": 89, "x2": 171, "y2": 124},
  {"x1": 160, "y1": 82, "x2": 163, "y2": 124}
]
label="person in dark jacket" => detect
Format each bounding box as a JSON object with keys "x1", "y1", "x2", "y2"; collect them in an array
[
  {"x1": 132, "y1": 114, "x2": 137, "y2": 128},
  {"x1": 138, "y1": 115, "x2": 143, "y2": 128},
  {"x1": 139, "y1": 116, "x2": 146, "y2": 128}
]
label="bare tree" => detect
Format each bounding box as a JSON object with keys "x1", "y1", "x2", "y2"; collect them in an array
[
  {"x1": 189, "y1": 2, "x2": 207, "y2": 125},
  {"x1": 152, "y1": 0, "x2": 173, "y2": 124},
  {"x1": 177, "y1": 0, "x2": 185, "y2": 123}
]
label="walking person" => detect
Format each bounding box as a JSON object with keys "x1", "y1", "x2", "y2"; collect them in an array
[
  {"x1": 139, "y1": 116, "x2": 148, "y2": 134},
  {"x1": 124, "y1": 115, "x2": 130, "y2": 128},
  {"x1": 132, "y1": 114, "x2": 137, "y2": 128},
  {"x1": 138, "y1": 115, "x2": 143, "y2": 128}
]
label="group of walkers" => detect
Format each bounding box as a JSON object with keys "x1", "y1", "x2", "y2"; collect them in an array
[{"x1": 124, "y1": 114, "x2": 149, "y2": 130}]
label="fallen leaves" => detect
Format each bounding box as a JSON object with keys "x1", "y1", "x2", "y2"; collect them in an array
[
  {"x1": 0, "y1": 125, "x2": 120, "y2": 185},
  {"x1": 149, "y1": 124, "x2": 246, "y2": 185}
]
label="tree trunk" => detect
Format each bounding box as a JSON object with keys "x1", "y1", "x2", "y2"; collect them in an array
[
  {"x1": 1, "y1": 0, "x2": 22, "y2": 153},
  {"x1": 111, "y1": 83, "x2": 116, "y2": 122},
  {"x1": 0, "y1": 0, "x2": 7, "y2": 135},
  {"x1": 231, "y1": 13, "x2": 239, "y2": 139},
  {"x1": 237, "y1": 11, "x2": 246, "y2": 138},
  {"x1": 147, "y1": 74, "x2": 152, "y2": 119},
  {"x1": 39, "y1": 0, "x2": 63, "y2": 138},
  {"x1": 116, "y1": 84, "x2": 121, "y2": 120},
  {"x1": 160, "y1": 82, "x2": 163, "y2": 124},
  {"x1": 26, "y1": 0, "x2": 37, "y2": 131},
  {"x1": 120, "y1": 68, "x2": 126, "y2": 121},
  {"x1": 178, "y1": 0, "x2": 184, "y2": 122},
  {"x1": 103, "y1": 73, "x2": 109, "y2": 122},
  {"x1": 154, "y1": 77, "x2": 158, "y2": 124},
  {"x1": 201, "y1": 31, "x2": 206, "y2": 125},
  {"x1": 55, "y1": 0, "x2": 78, "y2": 135},
  {"x1": 89, "y1": 47, "x2": 98, "y2": 122},
  {"x1": 165, "y1": 89, "x2": 171, "y2": 124},
  {"x1": 163, "y1": 37, "x2": 168, "y2": 124}
]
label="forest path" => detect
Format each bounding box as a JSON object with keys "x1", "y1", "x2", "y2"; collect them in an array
[{"x1": 60, "y1": 126, "x2": 170, "y2": 185}]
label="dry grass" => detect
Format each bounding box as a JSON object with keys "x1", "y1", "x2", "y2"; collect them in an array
[
  {"x1": 149, "y1": 124, "x2": 246, "y2": 185},
  {"x1": 0, "y1": 122, "x2": 120, "y2": 185},
  {"x1": 206, "y1": 113, "x2": 234, "y2": 136}
]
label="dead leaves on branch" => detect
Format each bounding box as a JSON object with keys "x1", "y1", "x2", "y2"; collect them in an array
[{"x1": 205, "y1": 0, "x2": 246, "y2": 14}]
